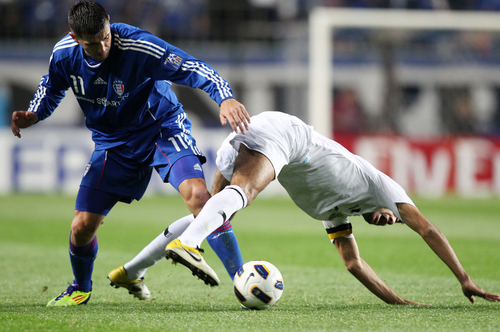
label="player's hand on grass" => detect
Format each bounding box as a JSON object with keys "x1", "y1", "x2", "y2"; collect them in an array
[
  {"x1": 462, "y1": 279, "x2": 500, "y2": 303},
  {"x1": 11, "y1": 111, "x2": 38, "y2": 138},
  {"x1": 399, "y1": 299, "x2": 431, "y2": 306},
  {"x1": 219, "y1": 98, "x2": 250, "y2": 134}
]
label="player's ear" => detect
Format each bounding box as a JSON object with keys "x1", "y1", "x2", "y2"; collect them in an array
[{"x1": 69, "y1": 32, "x2": 78, "y2": 43}]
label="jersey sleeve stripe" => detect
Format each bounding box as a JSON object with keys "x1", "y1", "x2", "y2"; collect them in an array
[
  {"x1": 114, "y1": 35, "x2": 165, "y2": 59},
  {"x1": 53, "y1": 35, "x2": 75, "y2": 48},
  {"x1": 52, "y1": 36, "x2": 78, "y2": 52},
  {"x1": 182, "y1": 61, "x2": 231, "y2": 92},
  {"x1": 181, "y1": 61, "x2": 233, "y2": 100},
  {"x1": 50, "y1": 41, "x2": 78, "y2": 63},
  {"x1": 114, "y1": 44, "x2": 163, "y2": 59},
  {"x1": 52, "y1": 43, "x2": 78, "y2": 53},
  {"x1": 28, "y1": 78, "x2": 47, "y2": 114},
  {"x1": 115, "y1": 36, "x2": 166, "y2": 53}
]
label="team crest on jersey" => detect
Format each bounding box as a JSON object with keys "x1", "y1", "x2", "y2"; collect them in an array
[
  {"x1": 113, "y1": 80, "x2": 125, "y2": 97},
  {"x1": 165, "y1": 53, "x2": 183, "y2": 70}
]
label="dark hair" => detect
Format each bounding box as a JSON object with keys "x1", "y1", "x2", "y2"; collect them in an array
[{"x1": 68, "y1": 1, "x2": 109, "y2": 38}]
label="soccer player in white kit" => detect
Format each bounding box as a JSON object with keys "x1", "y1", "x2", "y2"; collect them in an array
[{"x1": 163, "y1": 111, "x2": 499, "y2": 305}]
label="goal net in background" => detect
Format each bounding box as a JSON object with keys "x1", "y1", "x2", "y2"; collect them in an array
[{"x1": 308, "y1": 8, "x2": 500, "y2": 197}]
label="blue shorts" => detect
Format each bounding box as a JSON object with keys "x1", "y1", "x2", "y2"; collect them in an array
[
  {"x1": 76, "y1": 114, "x2": 206, "y2": 214},
  {"x1": 75, "y1": 155, "x2": 204, "y2": 215}
]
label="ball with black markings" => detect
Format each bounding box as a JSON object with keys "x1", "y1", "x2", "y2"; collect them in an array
[{"x1": 233, "y1": 260, "x2": 284, "y2": 310}]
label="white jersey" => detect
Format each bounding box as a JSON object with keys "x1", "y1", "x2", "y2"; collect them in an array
[{"x1": 216, "y1": 111, "x2": 414, "y2": 232}]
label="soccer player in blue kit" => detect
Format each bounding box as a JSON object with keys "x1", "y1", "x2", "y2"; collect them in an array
[{"x1": 10, "y1": 0, "x2": 250, "y2": 306}]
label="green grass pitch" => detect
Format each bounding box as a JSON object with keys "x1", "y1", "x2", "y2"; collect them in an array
[{"x1": 0, "y1": 193, "x2": 499, "y2": 331}]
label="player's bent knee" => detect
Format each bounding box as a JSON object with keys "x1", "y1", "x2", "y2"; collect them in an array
[
  {"x1": 71, "y1": 223, "x2": 94, "y2": 240},
  {"x1": 180, "y1": 184, "x2": 211, "y2": 214},
  {"x1": 71, "y1": 211, "x2": 104, "y2": 240}
]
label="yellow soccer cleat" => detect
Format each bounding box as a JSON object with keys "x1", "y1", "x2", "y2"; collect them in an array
[
  {"x1": 165, "y1": 238, "x2": 220, "y2": 286},
  {"x1": 108, "y1": 266, "x2": 151, "y2": 300},
  {"x1": 46, "y1": 283, "x2": 91, "y2": 306}
]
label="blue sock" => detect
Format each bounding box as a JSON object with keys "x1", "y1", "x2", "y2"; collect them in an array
[
  {"x1": 207, "y1": 220, "x2": 244, "y2": 280},
  {"x1": 69, "y1": 235, "x2": 98, "y2": 292}
]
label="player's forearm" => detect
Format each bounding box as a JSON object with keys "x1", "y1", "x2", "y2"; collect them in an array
[
  {"x1": 349, "y1": 259, "x2": 406, "y2": 304},
  {"x1": 398, "y1": 203, "x2": 470, "y2": 286},
  {"x1": 419, "y1": 225, "x2": 470, "y2": 284},
  {"x1": 27, "y1": 75, "x2": 65, "y2": 121}
]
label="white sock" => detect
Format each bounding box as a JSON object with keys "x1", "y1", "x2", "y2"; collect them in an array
[
  {"x1": 178, "y1": 185, "x2": 247, "y2": 248},
  {"x1": 124, "y1": 214, "x2": 194, "y2": 279}
]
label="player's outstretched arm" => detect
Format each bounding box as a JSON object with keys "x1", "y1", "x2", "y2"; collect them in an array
[
  {"x1": 397, "y1": 203, "x2": 500, "y2": 303},
  {"x1": 219, "y1": 98, "x2": 250, "y2": 134},
  {"x1": 334, "y1": 237, "x2": 429, "y2": 305},
  {"x1": 11, "y1": 111, "x2": 38, "y2": 138}
]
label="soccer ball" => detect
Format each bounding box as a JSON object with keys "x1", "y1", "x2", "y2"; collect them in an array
[{"x1": 233, "y1": 260, "x2": 284, "y2": 310}]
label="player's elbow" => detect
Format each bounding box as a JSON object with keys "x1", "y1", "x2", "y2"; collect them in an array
[
  {"x1": 343, "y1": 257, "x2": 363, "y2": 275},
  {"x1": 418, "y1": 223, "x2": 440, "y2": 240}
]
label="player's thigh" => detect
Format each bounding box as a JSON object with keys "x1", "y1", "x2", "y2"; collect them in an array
[
  {"x1": 160, "y1": 153, "x2": 210, "y2": 214},
  {"x1": 153, "y1": 133, "x2": 206, "y2": 186},
  {"x1": 75, "y1": 185, "x2": 122, "y2": 216},
  {"x1": 231, "y1": 145, "x2": 275, "y2": 200},
  {"x1": 81, "y1": 148, "x2": 152, "y2": 202},
  {"x1": 166, "y1": 155, "x2": 206, "y2": 191},
  {"x1": 72, "y1": 186, "x2": 121, "y2": 244}
]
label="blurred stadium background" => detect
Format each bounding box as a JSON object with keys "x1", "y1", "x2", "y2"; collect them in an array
[{"x1": 2, "y1": 0, "x2": 500, "y2": 198}]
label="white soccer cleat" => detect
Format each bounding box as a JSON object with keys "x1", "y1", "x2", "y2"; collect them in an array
[
  {"x1": 108, "y1": 266, "x2": 151, "y2": 300},
  {"x1": 165, "y1": 238, "x2": 220, "y2": 287}
]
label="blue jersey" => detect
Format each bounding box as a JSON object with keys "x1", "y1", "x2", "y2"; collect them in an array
[{"x1": 28, "y1": 23, "x2": 234, "y2": 149}]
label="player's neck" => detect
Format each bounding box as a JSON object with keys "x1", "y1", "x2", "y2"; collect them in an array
[{"x1": 83, "y1": 51, "x2": 104, "y2": 67}]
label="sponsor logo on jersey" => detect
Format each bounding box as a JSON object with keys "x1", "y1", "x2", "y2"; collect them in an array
[
  {"x1": 113, "y1": 80, "x2": 125, "y2": 97},
  {"x1": 165, "y1": 53, "x2": 183, "y2": 70},
  {"x1": 193, "y1": 163, "x2": 202, "y2": 171},
  {"x1": 93, "y1": 77, "x2": 107, "y2": 85},
  {"x1": 97, "y1": 97, "x2": 122, "y2": 107}
]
